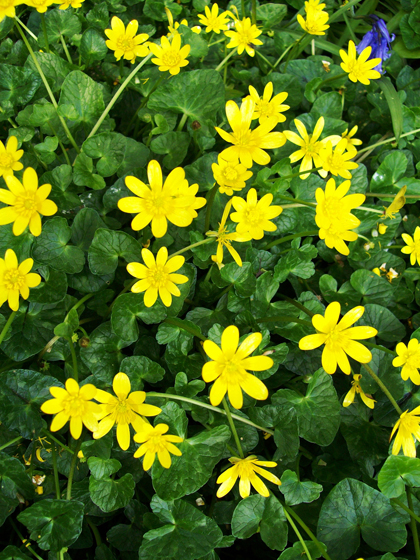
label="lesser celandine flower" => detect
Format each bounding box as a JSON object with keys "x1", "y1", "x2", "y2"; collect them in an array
[
  {"x1": 118, "y1": 160, "x2": 205, "y2": 238},
  {"x1": 305, "y1": 0, "x2": 326, "y2": 11},
  {"x1": 202, "y1": 325, "x2": 272, "y2": 409},
  {"x1": 0, "y1": 0, "x2": 23, "y2": 22},
  {"x1": 105, "y1": 17, "x2": 149, "y2": 63},
  {"x1": 299, "y1": 302, "x2": 378, "y2": 375},
  {"x1": 225, "y1": 17, "x2": 263, "y2": 57},
  {"x1": 341, "y1": 126, "x2": 363, "y2": 150},
  {"x1": 319, "y1": 139, "x2": 358, "y2": 179},
  {"x1": 284, "y1": 117, "x2": 337, "y2": 179},
  {"x1": 390, "y1": 408, "x2": 420, "y2": 458},
  {"x1": 0, "y1": 249, "x2": 41, "y2": 311},
  {"x1": 212, "y1": 155, "x2": 252, "y2": 196},
  {"x1": 217, "y1": 456, "x2": 281, "y2": 499},
  {"x1": 165, "y1": 8, "x2": 201, "y2": 36},
  {"x1": 133, "y1": 423, "x2": 183, "y2": 470},
  {"x1": 315, "y1": 178, "x2": 365, "y2": 255},
  {"x1": 0, "y1": 167, "x2": 58, "y2": 237},
  {"x1": 340, "y1": 40, "x2": 381, "y2": 85},
  {"x1": 149, "y1": 34, "x2": 190, "y2": 76},
  {"x1": 93, "y1": 372, "x2": 161, "y2": 450},
  {"x1": 247, "y1": 82, "x2": 290, "y2": 124},
  {"x1": 383, "y1": 186, "x2": 406, "y2": 220},
  {"x1": 393, "y1": 339, "x2": 420, "y2": 385},
  {"x1": 26, "y1": 0, "x2": 57, "y2": 12},
  {"x1": 207, "y1": 200, "x2": 249, "y2": 267},
  {"x1": 127, "y1": 247, "x2": 188, "y2": 308},
  {"x1": 59, "y1": 0, "x2": 85, "y2": 7},
  {"x1": 0, "y1": 136, "x2": 24, "y2": 178},
  {"x1": 297, "y1": 8, "x2": 330, "y2": 35},
  {"x1": 231, "y1": 188, "x2": 282, "y2": 240},
  {"x1": 402, "y1": 226, "x2": 420, "y2": 266},
  {"x1": 198, "y1": 3, "x2": 230, "y2": 33},
  {"x1": 343, "y1": 374, "x2": 375, "y2": 409},
  {"x1": 41, "y1": 379, "x2": 102, "y2": 440},
  {"x1": 216, "y1": 98, "x2": 286, "y2": 168}
]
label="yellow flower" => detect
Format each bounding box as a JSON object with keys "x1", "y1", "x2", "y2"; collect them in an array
[
  {"x1": 0, "y1": 249, "x2": 41, "y2": 311},
  {"x1": 133, "y1": 423, "x2": 183, "y2": 470},
  {"x1": 390, "y1": 407, "x2": 420, "y2": 458},
  {"x1": 149, "y1": 34, "x2": 190, "y2": 76},
  {"x1": 393, "y1": 339, "x2": 420, "y2": 385},
  {"x1": 372, "y1": 267, "x2": 381, "y2": 276},
  {"x1": 206, "y1": 200, "x2": 249, "y2": 267},
  {"x1": 343, "y1": 374, "x2": 375, "y2": 409},
  {"x1": 41, "y1": 379, "x2": 102, "y2": 440},
  {"x1": 383, "y1": 186, "x2": 406, "y2": 219},
  {"x1": 248, "y1": 82, "x2": 290, "y2": 124},
  {"x1": 93, "y1": 372, "x2": 161, "y2": 450},
  {"x1": 341, "y1": 125, "x2": 363, "y2": 150},
  {"x1": 26, "y1": 0, "x2": 58, "y2": 12},
  {"x1": 305, "y1": 0, "x2": 326, "y2": 11},
  {"x1": 216, "y1": 98, "x2": 286, "y2": 168},
  {"x1": 127, "y1": 247, "x2": 188, "y2": 308},
  {"x1": 165, "y1": 8, "x2": 201, "y2": 36},
  {"x1": 0, "y1": 167, "x2": 58, "y2": 237},
  {"x1": 0, "y1": 0, "x2": 23, "y2": 22},
  {"x1": 225, "y1": 16, "x2": 263, "y2": 56},
  {"x1": 118, "y1": 160, "x2": 205, "y2": 238},
  {"x1": 105, "y1": 17, "x2": 149, "y2": 63},
  {"x1": 340, "y1": 40, "x2": 381, "y2": 85},
  {"x1": 284, "y1": 117, "x2": 337, "y2": 179},
  {"x1": 231, "y1": 188, "x2": 282, "y2": 240},
  {"x1": 217, "y1": 455, "x2": 281, "y2": 498},
  {"x1": 315, "y1": 178, "x2": 365, "y2": 235},
  {"x1": 198, "y1": 3, "x2": 230, "y2": 33},
  {"x1": 297, "y1": 9, "x2": 330, "y2": 35},
  {"x1": 202, "y1": 325, "x2": 272, "y2": 409},
  {"x1": 212, "y1": 155, "x2": 253, "y2": 196},
  {"x1": 378, "y1": 223, "x2": 388, "y2": 234},
  {"x1": 402, "y1": 226, "x2": 420, "y2": 266},
  {"x1": 299, "y1": 301, "x2": 378, "y2": 375},
  {"x1": 0, "y1": 136, "x2": 24, "y2": 178},
  {"x1": 319, "y1": 139, "x2": 358, "y2": 179},
  {"x1": 59, "y1": 0, "x2": 84, "y2": 7}
]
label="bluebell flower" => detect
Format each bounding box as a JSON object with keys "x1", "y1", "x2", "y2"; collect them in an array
[{"x1": 356, "y1": 16, "x2": 395, "y2": 73}]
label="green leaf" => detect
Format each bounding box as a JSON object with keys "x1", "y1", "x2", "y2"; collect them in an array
[
  {"x1": 44, "y1": 8, "x2": 82, "y2": 42},
  {"x1": 280, "y1": 470, "x2": 323, "y2": 505},
  {"x1": 119, "y1": 355, "x2": 165, "y2": 390},
  {"x1": 272, "y1": 369, "x2": 341, "y2": 446},
  {"x1": 71, "y1": 208, "x2": 108, "y2": 252},
  {"x1": 0, "y1": 223, "x2": 33, "y2": 262},
  {"x1": 220, "y1": 262, "x2": 256, "y2": 298},
  {"x1": 0, "y1": 547, "x2": 32, "y2": 560},
  {"x1": 111, "y1": 293, "x2": 167, "y2": 340},
  {"x1": 29, "y1": 267, "x2": 68, "y2": 304},
  {"x1": 319, "y1": 274, "x2": 360, "y2": 307},
  {"x1": 317, "y1": 478, "x2": 407, "y2": 560},
  {"x1": 88, "y1": 457, "x2": 122, "y2": 480},
  {"x1": 32, "y1": 217, "x2": 85, "y2": 274},
  {"x1": 0, "y1": 370, "x2": 62, "y2": 439},
  {"x1": 278, "y1": 541, "x2": 327, "y2": 560},
  {"x1": 358, "y1": 304, "x2": 406, "y2": 342},
  {"x1": 0, "y1": 452, "x2": 34, "y2": 526},
  {"x1": 54, "y1": 307, "x2": 79, "y2": 338},
  {"x1": 73, "y1": 153, "x2": 106, "y2": 190},
  {"x1": 350, "y1": 269, "x2": 395, "y2": 306},
  {"x1": 138, "y1": 496, "x2": 223, "y2": 560},
  {"x1": 378, "y1": 455, "x2": 420, "y2": 498},
  {"x1": 88, "y1": 228, "x2": 142, "y2": 275},
  {"x1": 273, "y1": 246, "x2": 317, "y2": 283},
  {"x1": 89, "y1": 473, "x2": 135, "y2": 513},
  {"x1": 0, "y1": 64, "x2": 41, "y2": 106},
  {"x1": 80, "y1": 28, "x2": 108, "y2": 65},
  {"x1": 17, "y1": 499, "x2": 84, "y2": 552},
  {"x1": 152, "y1": 425, "x2": 230, "y2": 501},
  {"x1": 370, "y1": 152, "x2": 408, "y2": 190},
  {"x1": 25, "y1": 52, "x2": 72, "y2": 95},
  {"x1": 256, "y1": 3, "x2": 287, "y2": 25},
  {"x1": 150, "y1": 131, "x2": 190, "y2": 169},
  {"x1": 231, "y1": 494, "x2": 288, "y2": 551}
]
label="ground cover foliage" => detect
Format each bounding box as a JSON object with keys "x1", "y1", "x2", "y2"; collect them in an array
[{"x1": 1, "y1": 0, "x2": 420, "y2": 559}]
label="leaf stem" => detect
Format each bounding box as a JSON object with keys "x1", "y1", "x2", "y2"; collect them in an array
[
  {"x1": 0, "y1": 311, "x2": 16, "y2": 345},
  {"x1": 256, "y1": 315, "x2": 313, "y2": 327},
  {"x1": 284, "y1": 505, "x2": 332, "y2": 560},
  {"x1": 362, "y1": 363, "x2": 402, "y2": 414},
  {"x1": 251, "y1": 0, "x2": 256, "y2": 23},
  {"x1": 66, "y1": 439, "x2": 82, "y2": 500},
  {"x1": 0, "y1": 435, "x2": 22, "y2": 452},
  {"x1": 278, "y1": 195, "x2": 316, "y2": 208},
  {"x1": 87, "y1": 53, "x2": 153, "y2": 139},
  {"x1": 14, "y1": 15, "x2": 38, "y2": 40},
  {"x1": 363, "y1": 341, "x2": 396, "y2": 356},
  {"x1": 51, "y1": 439, "x2": 61, "y2": 499},
  {"x1": 86, "y1": 518, "x2": 102, "y2": 546},
  {"x1": 356, "y1": 127, "x2": 420, "y2": 156},
  {"x1": 356, "y1": 206, "x2": 384, "y2": 214},
  {"x1": 204, "y1": 183, "x2": 218, "y2": 233},
  {"x1": 279, "y1": 295, "x2": 315, "y2": 317},
  {"x1": 164, "y1": 316, "x2": 206, "y2": 341},
  {"x1": 169, "y1": 237, "x2": 214, "y2": 258},
  {"x1": 263, "y1": 230, "x2": 318, "y2": 250},
  {"x1": 314, "y1": 72, "x2": 348, "y2": 93},
  {"x1": 40, "y1": 13, "x2": 50, "y2": 53},
  {"x1": 222, "y1": 397, "x2": 244, "y2": 458},
  {"x1": 215, "y1": 47, "x2": 236, "y2": 72},
  {"x1": 408, "y1": 487, "x2": 420, "y2": 560},
  {"x1": 42, "y1": 430, "x2": 74, "y2": 455},
  {"x1": 392, "y1": 497, "x2": 420, "y2": 524},
  {"x1": 283, "y1": 508, "x2": 313, "y2": 560},
  {"x1": 59, "y1": 33, "x2": 72, "y2": 64},
  {"x1": 67, "y1": 338, "x2": 79, "y2": 382},
  {"x1": 9, "y1": 518, "x2": 44, "y2": 560},
  {"x1": 177, "y1": 113, "x2": 188, "y2": 131}
]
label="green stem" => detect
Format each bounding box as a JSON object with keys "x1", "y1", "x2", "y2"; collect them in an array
[
  {"x1": 9, "y1": 518, "x2": 44, "y2": 560},
  {"x1": 177, "y1": 113, "x2": 188, "y2": 131},
  {"x1": 86, "y1": 518, "x2": 102, "y2": 546},
  {"x1": 15, "y1": 20, "x2": 80, "y2": 154},
  {"x1": 169, "y1": 237, "x2": 214, "y2": 258},
  {"x1": 356, "y1": 127, "x2": 420, "y2": 155},
  {"x1": 327, "y1": 0, "x2": 362, "y2": 23},
  {"x1": 263, "y1": 230, "x2": 318, "y2": 250},
  {"x1": 59, "y1": 33, "x2": 72, "y2": 64},
  {"x1": 208, "y1": 36, "x2": 226, "y2": 48},
  {"x1": 284, "y1": 505, "x2": 332, "y2": 560},
  {"x1": 283, "y1": 508, "x2": 313, "y2": 560},
  {"x1": 278, "y1": 195, "x2": 316, "y2": 208},
  {"x1": 222, "y1": 397, "x2": 244, "y2": 458},
  {"x1": 363, "y1": 341, "x2": 396, "y2": 356},
  {"x1": 256, "y1": 315, "x2": 312, "y2": 326},
  {"x1": 342, "y1": 11, "x2": 358, "y2": 42},
  {"x1": 42, "y1": 430, "x2": 74, "y2": 455},
  {"x1": 51, "y1": 440, "x2": 61, "y2": 500},
  {"x1": 72, "y1": 293, "x2": 93, "y2": 312},
  {"x1": 251, "y1": 0, "x2": 256, "y2": 23},
  {"x1": 0, "y1": 311, "x2": 16, "y2": 345},
  {"x1": 0, "y1": 435, "x2": 22, "y2": 452},
  {"x1": 147, "y1": 392, "x2": 274, "y2": 435},
  {"x1": 204, "y1": 183, "x2": 218, "y2": 232},
  {"x1": 362, "y1": 363, "x2": 402, "y2": 414},
  {"x1": 255, "y1": 50, "x2": 274, "y2": 69},
  {"x1": 215, "y1": 48, "x2": 236, "y2": 72},
  {"x1": 367, "y1": 193, "x2": 420, "y2": 199},
  {"x1": 267, "y1": 43, "x2": 295, "y2": 74},
  {"x1": 386, "y1": 245, "x2": 403, "y2": 249},
  {"x1": 408, "y1": 487, "x2": 420, "y2": 560},
  {"x1": 67, "y1": 338, "x2": 79, "y2": 382},
  {"x1": 66, "y1": 439, "x2": 82, "y2": 500},
  {"x1": 14, "y1": 15, "x2": 38, "y2": 40},
  {"x1": 40, "y1": 13, "x2": 50, "y2": 53},
  {"x1": 164, "y1": 317, "x2": 206, "y2": 341},
  {"x1": 241, "y1": 0, "x2": 246, "y2": 17},
  {"x1": 356, "y1": 206, "x2": 384, "y2": 214},
  {"x1": 393, "y1": 497, "x2": 420, "y2": 524},
  {"x1": 87, "y1": 53, "x2": 153, "y2": 139},
  {"x1": 279, "y1": 295, "x2": 315, "y2": 317},
  {"x1": 314, "y1": 72, "x2": 348, "y2": 93}
]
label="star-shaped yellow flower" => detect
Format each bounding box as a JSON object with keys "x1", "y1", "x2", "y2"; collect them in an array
[
  {"x1": 248, "y1": 82, "x2": 290, "y2": 124},
  {"x1": 0, "y1": 249, "x2": 41, "y2": 311},
  {"x1": 26, "y1": 0, "x2": 57, "y2": 13},
  {"x1": 224, "y1": 17, "x2": 263, "y2": 57},
  {"x1": 212, "y1": 155, "x2": 253, "y2": 196},
  {"x1": 391, "y1": 407, "x2": 420, "y2": 458},
  {"x1": 402, "y1": 226, "x2": 420, "y2": 266},
  {"x1": 59, "y1": 0, "x2": 85, "y2": 8},
  {"x1": 0, "y1": 136, "x2": 24, "y2": 178},
  {"x1": 393, "y1": 339, "x2": 420, "y2": 385},
  {"x1": 231, "y1": 188, "x2": 282, "y2": 240},
  {"x1": 198, "y1": 3, "x2": 230, "y2": 33},
  {"x1": 297, "y1": 8, "x2": 330, "y2": 35},
  {"x1": 133, "y1": 423, "x2": 183, "y2": 470},
  {"x1": 340, "y1": 40, "x2": 381, "y2": 85},
  {"x1": 206, "y1": 200, "x2": 249, "y2": 267},
  {"x1": 343, "y1": 373, "x2": 375, "y2": 409},
  {"x1": 105, "y1": 17, "x2": 149, "y2": 63},
  {"x1": 319, "y1": 139, "x2": 358, "y2": 179},
  {"x1": 149, "y1": 34, "x2": 190, "y2": 75},
  {"x1": 217, "y1": 455, "x2": 281, "y2": 498}
]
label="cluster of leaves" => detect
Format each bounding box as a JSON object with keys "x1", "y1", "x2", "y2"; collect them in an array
[{"x1": 2, "y1": 0, "x2": 420, "y2": 560}]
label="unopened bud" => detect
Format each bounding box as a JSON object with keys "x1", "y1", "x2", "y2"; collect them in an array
[{"x1": 79, "y1": 337, "x2": 90, "y2": 348}]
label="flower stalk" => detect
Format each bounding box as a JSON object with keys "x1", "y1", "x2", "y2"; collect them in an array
[{"x1": 222, "y1": 397, "x2": 244, "y2": 458}]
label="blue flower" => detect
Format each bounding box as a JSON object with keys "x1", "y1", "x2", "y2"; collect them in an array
[{"x1": 356, "y1": 16, "x2": 395, "y2": 73}]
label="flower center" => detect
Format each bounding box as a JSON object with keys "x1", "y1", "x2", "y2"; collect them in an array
[
  {"x1": 237, "y1": 29, "x2": 254, "y2": 46},
  {"x1": 325, "y1": 326, "x2": 346, "y2": 349},
  {"x1": 323, "y1": 197, "x2": 341, "y2": 220},
  {"x1": 148, "y1": 265, "x2": 169, "y2": 289},
  {"x1": 0, "y1": 152, "x2": 14, "y2": 168},
  {"x1": 61, "y1": 395, "x2": 87, "y2": 418},
  {"x1": 303, "y1": 135, "x2": 319, "y2": 157},
  {"x1": 347, "y1": 61, "x2": 364, "y2": 79},
  {"x1": 232, "y1": 129, "x2": 253, "y2": 147},
  {"x1": 147, "y1": 435, "x2": 168, "y2": 452},
  {"x1": 4, "y1": 268, "x2": 25, "y2": 291},
  {"x1": 162, "y1": 50, "x2": 182, "y2": 68},
  {"x1": 219, "y1": 355, "x2": 247, "y2": 382},
  {"x1": 236, "y1": 461, "x2": 255, "y2": 478},
  {"x1": 144, "y1": 191, "x2": 173, "y2": 217},
  {"x1": 15, "y1": 193, "x2": 38, "y2": 219},
  {"x1": 223, "y1": 167, "x2": 239, "y2": 182},
  {"x1": 116, "y1": 35, "x2": 136, "y2": 52},
  {"x1": 113, "y1": 399, "x2": 136, "y2": 424},
  {"x1": 243, "y1": 207, "x2": 263, "y2": 226},
  {"x1": 256, "y1": 99, "x2": 273, "y2": 118}
]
